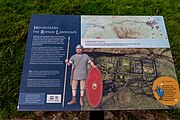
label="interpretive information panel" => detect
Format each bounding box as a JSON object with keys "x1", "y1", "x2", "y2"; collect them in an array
[{"x1": 18, "y1": 15, "x2": 180, "y2": 111}]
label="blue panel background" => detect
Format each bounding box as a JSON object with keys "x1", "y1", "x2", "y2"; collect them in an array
[{"x1": 18, "y1": 14, "x2": 81, "y2": 111}]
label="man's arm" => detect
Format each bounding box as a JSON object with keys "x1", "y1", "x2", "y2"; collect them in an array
[
  {"x1": 89, "y1": 61, "x2": 96, "y2": 68},
  {"x1": 65, "y1": 59, "x2": 72, "y2": 66}
]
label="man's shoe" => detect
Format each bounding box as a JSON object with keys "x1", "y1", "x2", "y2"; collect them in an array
[
  {"x1": 80, "y1": 96, "x2": 84, "y2": 106},
  {"x1": 67, "y1": 96, "x2": 76, "y2": 105}
]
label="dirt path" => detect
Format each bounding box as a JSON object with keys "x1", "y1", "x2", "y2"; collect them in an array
[{"x1": 9, "y1": 110, "x2": 177, "y2": 120}]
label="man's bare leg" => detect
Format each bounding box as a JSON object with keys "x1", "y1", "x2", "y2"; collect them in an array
[
  {"x1": 67, "y1": 80, "x2": 78, "y2": 105},
  {"x1": 80, "y1": 80, "x2": 85, "y2": 106}
]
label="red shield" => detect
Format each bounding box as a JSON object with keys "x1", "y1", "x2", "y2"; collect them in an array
[{"x1": 86, "y1": 67, "x2": 103, "y2": 108}]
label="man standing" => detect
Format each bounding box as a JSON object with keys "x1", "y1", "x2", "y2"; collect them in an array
[{"x1": 65, "y1": 45, "x2": 96, "y2": 106}]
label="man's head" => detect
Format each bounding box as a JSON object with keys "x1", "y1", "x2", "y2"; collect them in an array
[{"x1": 76, "y1": 45, "x2": 83, "y2": 54}]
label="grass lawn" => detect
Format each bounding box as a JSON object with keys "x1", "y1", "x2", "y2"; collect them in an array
[{"x1": 0, "y1": 0, "x2": 180, "y2": 119}]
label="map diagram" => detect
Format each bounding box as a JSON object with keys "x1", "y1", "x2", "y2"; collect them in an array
[{"x1": 81, "y1": 16, "x2": 167, "y2": 39}]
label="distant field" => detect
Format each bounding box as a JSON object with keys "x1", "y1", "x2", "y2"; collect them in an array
[{"x1": 0, "y1": 0, "x2": 179, "y2": 119}]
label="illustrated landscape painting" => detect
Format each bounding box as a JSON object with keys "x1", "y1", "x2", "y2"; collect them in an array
[{"x1": 82, "y1": 48, "x2": 179, "y2": 110}]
